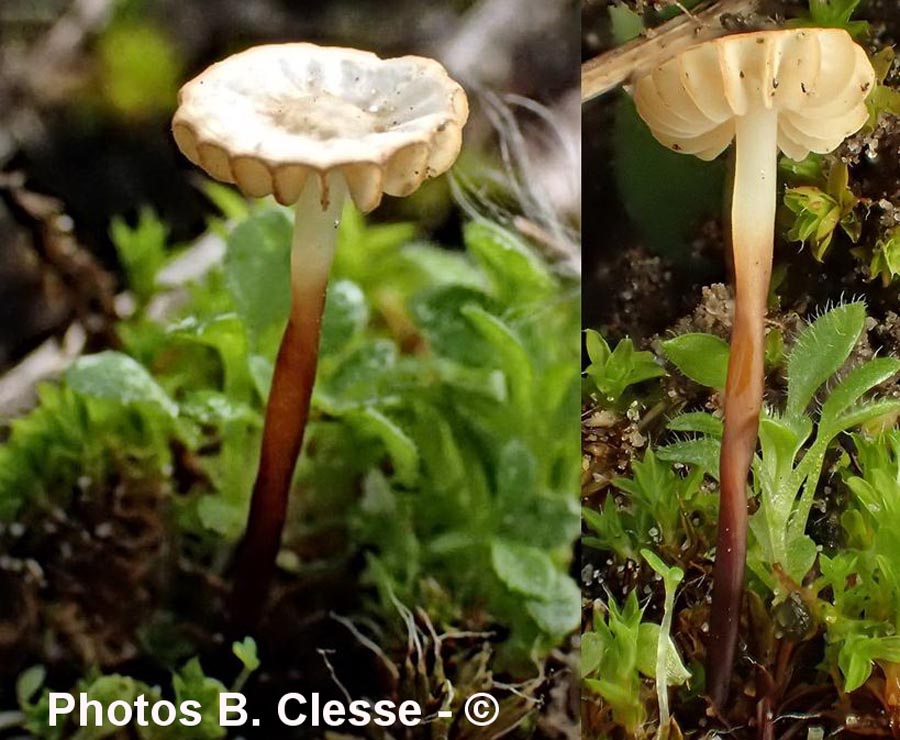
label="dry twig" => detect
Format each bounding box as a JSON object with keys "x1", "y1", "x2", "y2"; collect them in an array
[{"x1": 582, "y1": 0, "x2": 766, "y2": 102}]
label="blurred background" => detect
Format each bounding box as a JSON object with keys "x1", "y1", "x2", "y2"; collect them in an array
[
  {"x1": 0, "y1": 4, "x2": 582, "y2": 737},
  {"x1": 0, "y1": 0, "x2": 579, "y2": 376}
]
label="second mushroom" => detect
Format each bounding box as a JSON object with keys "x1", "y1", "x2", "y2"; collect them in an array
[
  {"x1": 633, "y1": 28, "x2": 874, "y2": 706},
  {"x1": 172, "y1": 43, "x2": 468, "y2": 626}
]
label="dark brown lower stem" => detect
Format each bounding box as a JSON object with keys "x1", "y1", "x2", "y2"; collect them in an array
[
  {"x1": 230, "y1": 284, "x2": 328, "y2": 631},
  {"x1": 706, "y1": 281, "x2": 766, "y2": 708}
]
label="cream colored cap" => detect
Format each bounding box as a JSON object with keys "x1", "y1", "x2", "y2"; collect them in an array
[
  {"x1": 172, "y1": 43, "x2": 469, "y2": 212},
  {"x1": 634, "y1": 29, "x2": 876, "y2": 161}
]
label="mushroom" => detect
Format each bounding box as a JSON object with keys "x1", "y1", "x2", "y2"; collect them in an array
[
  {"x1": 633, "y1": 28, "x2": 874, "y2": 706},
  {"x1": 171, "y1": 43, "x2": 468, "y2": 626}
]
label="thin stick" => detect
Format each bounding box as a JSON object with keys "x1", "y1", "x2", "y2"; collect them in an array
[{"x1": 581, "y1": 0, "x2": 764, "y2": 102}]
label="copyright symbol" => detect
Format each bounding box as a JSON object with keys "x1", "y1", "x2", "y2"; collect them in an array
[{"x1": 463, "y1": 692, "x2": 499, "y2": 726}]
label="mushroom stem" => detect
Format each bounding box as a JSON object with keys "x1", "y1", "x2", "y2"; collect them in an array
[
  {"x1": 232, "y1": 174, "x2": 347, "y2": 629},
  {"x1": 707, "y1": 108, "x2": 778, "y2": 708}
]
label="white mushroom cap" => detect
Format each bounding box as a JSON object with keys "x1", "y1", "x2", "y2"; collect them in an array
[
  {"x1": 634, "y1": 29, "x2": 876, "y2": 162},
  {"x1": 172, "y1": 43, "x2": 469, "y2": 212}
]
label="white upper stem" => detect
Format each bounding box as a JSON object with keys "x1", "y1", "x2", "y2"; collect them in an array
[
  {"x1": 732, "y1": 108, "x2": 779, "y2": 315},
  {"x1": 290, "y1": 173, "x2": 347, "y2": 298}
]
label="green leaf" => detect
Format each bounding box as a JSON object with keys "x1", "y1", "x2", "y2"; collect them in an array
[
  {"x1": 196, "y1": 496, "x2": 244, "y2": 538},
  {"x1": 172, "y1": 659, "x2": 228, "y2": 739},
  {"x1": 641, "y1": 549, "x2": 684, "y2": 587},
  {"x1": 524, "y1": 573, "x2": 580, "y2": 637},
  {"x1": 179, "y1": 391, "x2": 258, "y2": 426},
  {"x1": 98, "y1": 21, "x2": 182, "y2": 118},
  {"x1": 497, "y1": 439, "x2": 537, "y2": 501},
  {"x1": 318, "y1": 339, "x2": 397, "y2": 410},
  {"x1": 248, "y1": 355, "x2": 274, "y2": 399},
  {"x1": 462, "y1": 304, "x2": 533, "y2": 407},
  {"x1": 345, "y1": 408, "x2": 418, "y2": 486},
  {"x1": 821, "y1": 358, "x2": 900, "y2": 428},
  {"x1": 766, "y1": 326, "x2": 786, "y2": 369},
  {"x1": 656, "y1": 438, "x2": 721, "y2": 479},
  {"x1": 780, "y1": 153, "x2": 825, "y2": 185},
  {"x1": 867, "y1": 227, "x2": 900, "y2": 287},
  {"x1": 584, "y1": 329, "x2": 611, "y2": 366},
  {"x1": 16, "y1": 665, "x2": 46, "y2": 707},
  {"x1": 494, "y1": 439, "x2": 579, "y2": 549},
  {"x1": 585, "y1": 334, "x2": 664, "y2": 403},
  {"x1": 320, "y1": 279, "x2": 369, "y2": 356},
  {"x1": 581, "y1": 632, "x2": 605, "y2": 678},
  {"x1": 666, "y1": 412, "x2": 723, "y2": 437},
  {"x1": 202, "y1": 180, "x2": 249, "y2": 220},
  {"x1": 784, "y1": 165, "x2": 860, "y2": 261},
  {"x1": 868, "y1": 84, "x2": 900, "y2": 124},
  {"x1": 334, "y1": 205, "x2": 416, "y2": 285},
  {"x1": 463, "y1": 219, "x2": 555, "y2": 303},
  {"x1": 224, "y1": 209, "x2": 292, "y2": 341},
  {"x1": 502, "y1": 493, "x2": 580, "y2": 551},
  {"x1": 662, "y1": 333, "x2": 730, "y2": 388},
  {"x1": 785, "y1": 302, "x2": 866, "y2": 419},
  {"x1": 73, "y1": 674, "x2": 152, "y2": 740},
  {"x1": 232, "y1": 637, "x2": 260, "y2": 672},
  {"x1": 751, "y1": 414, "x2": 813, "y2": 577},
  {"x1": 841, "y1": 645, "x2": 873, "y2": 693},
  {"x1": 836, "y1": 400, "x2": 900, "y2": 434},
  {"x1": 168, "y1": 314, "x2": 251, "y2": 398},
  {"x1": 784, "y1": 187, "x2": 842, "y2": 259},
  {"x1": 110, "y1": 207, "x2": 168, "y2": 303},
  {"x1": 804, "y1": 0, "x2": 867, "y2": 36},
  {"x1": 614, "y1": 449, "x2": 683, "y2": 544},
  {"x1": 390, "y1": 243, "x2": 485, "y2": 291},
  {"x1": 410, "y1": 285, "x2": 494, "y2": 365},
  {"x1": 839, "y1": 635, "x2": 900, "y2": 692},
  {"x1": 491, "y1": 540, "x2": 557, "y2": 598},
  {"x1": 635, "y1": 623, "x2": 691, "y2": 685},
  {"x1": 582, "y1": 677, "x2": 644, "y2": 735},
  {"x1": 784, "y1": 533, "x2": 818, "y2": 583},
  {"x1": 583, "y1": 498, "x2": 636, "y2": 560},
  {"x1": 609, "y1": 2, "x2": 644, "y2": 43},
  {"x1": 66, "y1": 351, "x2": 177, "y2": 417}
]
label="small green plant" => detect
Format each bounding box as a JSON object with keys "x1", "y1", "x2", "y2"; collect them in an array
[
  {"x1": 583, "y1": 496, "x2": 639, "y2": 561},
  {"x1": 783, "y1": 162, "x2": 861, "y2": 261},
  {"x1": 661, "y1": 303, "x2": 900, "y2": 595},
  {"x1": 16, "y1": 639, "x2": 259, "y2": 739},
  {"x1": 797, "y1": 0, "x2": 868, "y2": 36},
  {"x1": 584, "y1": 330, "x2": 665, "y2": 406},
  {"x1": 582, "y1": 591, "x2": 648, "y2": 735},
  {"x1": 642, "y1": 550, "x2": 687, "y2": 730},
  {"x1": 588, "y1": 301, "x2": 900, "y2": 737},
  {"x1": 110, "y1": 207, "x2": 171, "y2": 305},
  {"x1": 864, "y1": 48, "x2": 900, "y2": 125},
  {"x1": 0, "y1": 381, "x2": 175, "y2": 520},
  {"x1": 779, "y1": 43, "x2": 900, "y2": 282},
  {"x1": 584, "y1": 449, "x2": 708, "y2": 558},
  {"x1": 582, "y1": 588, "x2": 690, "y2": 736},
  {"x1": 817, "y1": 431, "x2": 900, "y2": 692},
  {"x1": 1, "y1": 202, "x2": 580, "y2": 659},
  {"x1": 864, "y1": 226, "x2": 900, "y2": 286}
]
